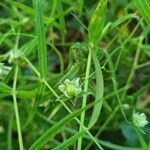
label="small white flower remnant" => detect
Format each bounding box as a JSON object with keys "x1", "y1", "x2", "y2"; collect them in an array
[
  {"x1": 58, "y1": 78, "x2": 82, "y2": 98},
  {"x1": 0, "y1": 63, "x2": 11, "y2": 76},
  {"x1": 0, "y1": 126, "x2": 4, "y2": 134},
  {"x1": 7, "y1": 50, "x2": 21, "y2": 63},
  {"x1": 132, "y1": 112, "x2": 149, "y2": 128},
  {"x1": 122, "y1": 103, "x2": 130, "y2": 110}
]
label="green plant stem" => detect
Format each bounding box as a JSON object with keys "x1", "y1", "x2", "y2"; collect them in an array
[
  {"x1": 22, "y1": 55, "x2": 40, "y2": 77},
  {"x1": 114, "y1": 19, "x2": 142, "y2": 71},
  {"x1": 136, "y1": 61, "x2": 150, "y2": 69},
  {"x1": 12, "y1": 65, "x2": 24, "y2": 150},
  {"x1": 7, "y1": 114, "x2": 13, "y2": 150},
  {"x1": 77, "y1": 45, "x2": 92, "y2": 150},
  {"x1": 121, "y1": 36, "x2": 143, "y2": 100},
  {"x1": 78, "y1": 0, "x2": 84, "y2": 16},
  {"x1": 103, "y1": 19, "x2": 141, "y2": 69},
  {"x1": 104, "y1": 49, "x2": 128, "y2": 121}
]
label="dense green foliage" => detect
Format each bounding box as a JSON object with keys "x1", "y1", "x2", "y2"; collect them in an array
[{"x1": 0, "y1": 0, "x2": 150, "y2": 149}]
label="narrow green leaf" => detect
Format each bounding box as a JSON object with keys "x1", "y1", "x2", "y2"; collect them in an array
[
  {"x1": 78, "y1": 0, "x2": 84, "y2": 16},
  {"x1": 111, "y1": 14, "x2": 136, "y2": 30},
  {"x1": 88, "y1": 49, "x2": 104, "y2": 128},
  {"x1": 101, "y1": 14, "x2": 136, "y2": 39},
  {"x1": 0, "y1": 82, "x2": 12, "y2": 94},
  {"x1": 87, "y1": 0, "x2": 106, "y2": 131},
  {"x1": 34, "y1": 0, "x2": 47, "y2": 78},
  {"x1": 88, "y1": 0, "x2": 107, "y2": 44},
  {"x1": 6, "y1": 0, "x2": 34, "y2": 15},
  {"x1": 134, "y1": 0, "x2": 150, "y2": 24}
]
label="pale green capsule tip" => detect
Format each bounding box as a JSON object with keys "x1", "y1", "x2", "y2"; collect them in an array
[
  {"x1": 58, "y1": 78, "x2": 82, "y2": 98},
  {"x1": 132, "y1": 111, "x2": 149, "y2": 128}
]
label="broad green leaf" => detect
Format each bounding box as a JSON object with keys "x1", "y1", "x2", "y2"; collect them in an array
[
  {"x1": 134, "y1": 0, "x2": 150, "y2": 24},
  {"x1": 88, "y1": 0, "x2": 107, "y2": 44}
]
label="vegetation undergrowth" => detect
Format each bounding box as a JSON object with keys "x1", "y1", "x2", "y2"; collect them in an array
[{"x1": 0, "y1": 0, "x2": 150, "y2": 150}]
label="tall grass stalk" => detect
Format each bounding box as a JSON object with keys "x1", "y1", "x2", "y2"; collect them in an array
[
  {"x1": 34, "y1": 0, "x2": 47, "y2": 78},
  {"x1": 12, "y1": 66, "x2": 24, "y2": 150},
  {"x1": 77, "y1": 45, "x2": 92, "y2": 150}
]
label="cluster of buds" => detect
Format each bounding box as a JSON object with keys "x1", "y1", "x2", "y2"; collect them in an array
[{"x1": 58, "y1": 78, "x2": 82, "y2": 98}]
